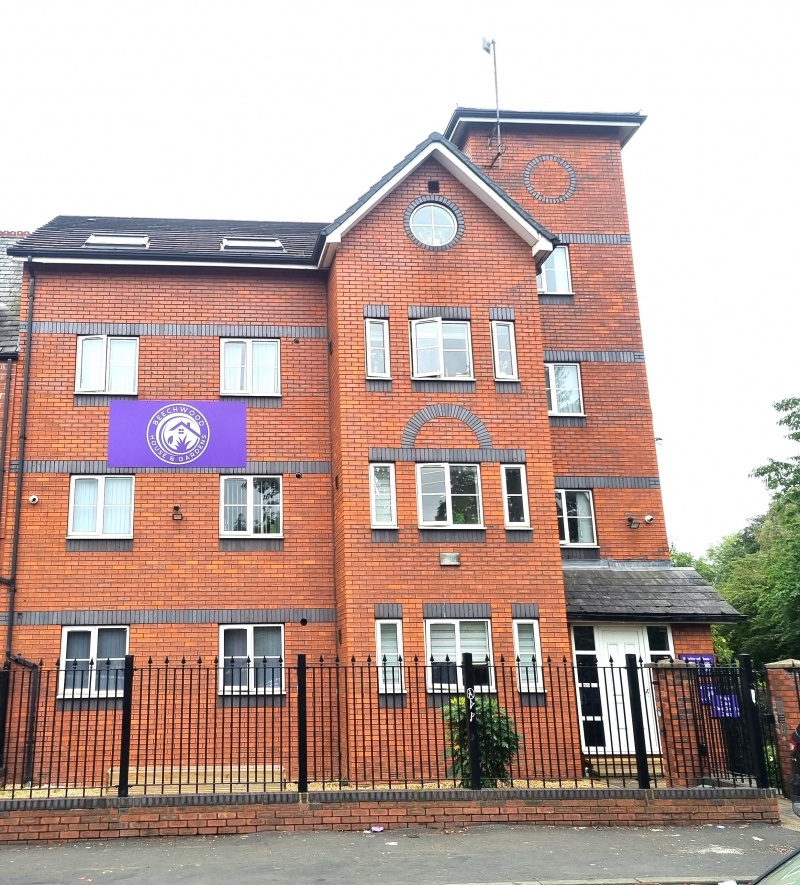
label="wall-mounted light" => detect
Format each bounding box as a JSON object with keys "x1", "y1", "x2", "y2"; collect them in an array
[
  {"x1": 627, "y1": 516, "x2": 640, "y2": 530},
  {"x1": 172, "y1": 505, "x2": 183, "y2": 521}
]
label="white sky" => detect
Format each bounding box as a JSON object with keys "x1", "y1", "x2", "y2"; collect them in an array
[{"x1": 3, "y1": 0, "x2": 798, "y2": 557}]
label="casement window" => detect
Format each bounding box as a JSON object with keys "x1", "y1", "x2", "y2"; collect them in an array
[
  {"x1": 417, "y1": 464, "x2": 482, "y2": 528},
  {"x1": 369, "y1": 463, "x2": 397, "y2": 528},
  {"x1": 220, "y1": 338, "x2": 280, "y2": 396},
  {"x1": 375, "y1": 620, "x2": 404, "y2": 693},
  {"x1": 545, "y1": 363, "x2": 584, "y2": 415},
  {"x1": 536, "y1": 245, "x2": 572, "y2": 294},
  {"x1": 410, "y1": 318, "x2": 473, "y2": 379},
  {"x1": 59, "y1": 626, "x2": 128, "y2": 697},
  {"x1": 220, "y1": 476, "x2": 282, "y2": 537},
  {"x1": 69, "y1": 476, "x2": 134, "y2": 538},
  {"x1": 646, "y1": 626, "x2": 674, "y2": 663},
  {"x1": 76, "y1": 336, "x2": 139, "y2": 394},
  {"x1": 555, "y1": 489, "x2": 597, "y2": 546},
  {"x1": 513, "y1": 620, "x2": 543, "y2": 692},
  {"x1": 219, "y1": 625, "x2": 283, "y2": 694},
  {"x1": 491, "y1": 321, "x2": 518, "y2": 380},
  {"x1": 501, "y1": 465, "x2": 530, "y2": 528},
  {"x1": 425, "y1": 619, "x2": 494, "y2": 692},
  {"x1": 365, "y1": 319, "x2": 391, "y2": 379}
]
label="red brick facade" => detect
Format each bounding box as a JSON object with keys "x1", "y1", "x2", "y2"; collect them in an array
[{"x1": 1, "y1": 111, "x2": 732, "y2": 781}]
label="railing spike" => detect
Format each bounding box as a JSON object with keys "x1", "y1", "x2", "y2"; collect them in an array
[{"x1": 181, "y1": 657, "x2": 186, "y2": 666}]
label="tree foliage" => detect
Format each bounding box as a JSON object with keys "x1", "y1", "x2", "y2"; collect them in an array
[{"x1": 694, "y1": 399, "x2": 800, "y2": 667}]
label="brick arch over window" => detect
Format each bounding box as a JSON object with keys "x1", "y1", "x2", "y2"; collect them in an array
[{"x1": 401, "y1": 405, "x2": 492, "y2": 449}]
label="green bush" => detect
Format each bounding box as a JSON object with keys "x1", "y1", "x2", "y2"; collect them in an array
[{"x1": 442, "y1": 695, "x2": 521, "y2": 787}]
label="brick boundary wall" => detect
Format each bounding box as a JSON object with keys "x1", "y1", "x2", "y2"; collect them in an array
[
  {"x1": 765, "y1": 660, "x2": 800, "y2": 796},
  {"x1": 0, "y1": 789, "x2": 780, "y2": 844}
]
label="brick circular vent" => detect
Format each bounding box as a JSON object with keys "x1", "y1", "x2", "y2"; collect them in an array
[{"x1": 524, "y1": 155, "x2": 577, "y2": 204}]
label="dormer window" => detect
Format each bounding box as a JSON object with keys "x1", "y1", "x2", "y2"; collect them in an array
[
  {"x1": 221, "y1": 237, "x2": 284, "y2": 252},
  {"x1": 84, "y1": 234, "x2": 149, "y2": 249}
]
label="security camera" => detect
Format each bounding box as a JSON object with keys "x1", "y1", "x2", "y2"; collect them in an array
[
  {"x1": 28, "y1": 495, "x2": 39, "y2": 505},
  {"x1": 644, "y1": 514, "x2": 654, "y2": 524}
]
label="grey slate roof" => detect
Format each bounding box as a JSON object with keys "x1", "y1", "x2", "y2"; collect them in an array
[
  {"x1": 8, "y1": 216, "x2": 328, "y2": 266},
  {"x1": 0, "y1": 237, "x2": 23, "y2": 356},
  {"x1": 564, "y1": 567, "x2": 744, "y2": 623},
  {"x1": 321, "y1": 132, "x2": 556, "y2": 243}
]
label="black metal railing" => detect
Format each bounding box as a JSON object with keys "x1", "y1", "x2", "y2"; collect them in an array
[{"x1": 0, "y1": 653, "x2": 779, "y2": 799}]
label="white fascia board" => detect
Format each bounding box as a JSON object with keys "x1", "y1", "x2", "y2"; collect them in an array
[
  {"x1": 320, "y1": 142, "x2": 553, "y2": 268},
  {"x1": 448, "y1": 115, "x2": 643, "y2": 145},
  {"x1": 14, "y1": 256, "x2": 321, "y2": 271}
]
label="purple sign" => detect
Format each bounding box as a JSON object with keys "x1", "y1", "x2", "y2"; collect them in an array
[
  {"x1": 711, "y1": 693, "x2": 740, "y2": 719},
  {"x1": 679, "y1": 654, "x2": 716, "y2": 668},
  {"x1": 108, "y1": 401, "x2": 246, "y2": 468}
]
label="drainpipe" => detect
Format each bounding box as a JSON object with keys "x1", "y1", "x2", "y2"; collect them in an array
[
  {"x1": 3, "y1": 260, "x2": 36, "y2": 659},
  {"x1": 0, "y1": 358, "x2": 15, "y2": 537}
]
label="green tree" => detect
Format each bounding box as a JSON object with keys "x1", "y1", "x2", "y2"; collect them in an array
[{"x1": 709, "y1": 399, "x2": 800, "y2": 666}]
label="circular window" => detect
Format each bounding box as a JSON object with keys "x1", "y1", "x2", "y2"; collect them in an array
[{"x1": 404, "y1": 197, "x2": 464, "y2": 251}]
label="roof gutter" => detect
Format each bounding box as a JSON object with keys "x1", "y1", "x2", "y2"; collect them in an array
[{"x1": 3, "y1": 260, "x2": 36, "y2": 659}]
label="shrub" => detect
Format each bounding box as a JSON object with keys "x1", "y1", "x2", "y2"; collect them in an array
[{"x1": 442, "y1": 695, "x2": 521, "y2": 787}]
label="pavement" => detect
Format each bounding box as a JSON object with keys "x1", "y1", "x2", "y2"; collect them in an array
[{"x1": 1, "y1": 800, "x2": 799, "y2": 885}]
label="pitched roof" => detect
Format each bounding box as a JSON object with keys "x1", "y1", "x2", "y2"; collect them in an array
[
  {"x1": 0, "y1": 236, "x2": 23, "y2": 356},
  {"x1": 8, "y1": 216, "x2": 327, "y2": 268},
  {"x1": 444, "y1": 108, "x2": 647, "y2": 149},
  {"x1": 319, "y1": 132, "x2": 556, "y2": 267},
  {"x1": 563, "y1": 566, "x2": 744, "y2": 623}
]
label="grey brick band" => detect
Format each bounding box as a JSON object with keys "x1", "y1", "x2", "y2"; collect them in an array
[
  {"x1": 411, "y1": 380, "x2": 476, "y2": 394},
  {"x1": 407, "y1": 306, "x2": 471, "y2": 320},
  {"x1": 401, "y1": 404, "x2": 492, "y2": 448},
  {"x1": 511, "y1": 604, "x2": 540, "y2": 619},
  {"x1": 489, "y1": 307, "x2": 515, "y2": 321},
  {"x1": 8, "y1": 608, "x2": 335, "y2": 627},
  {"x1": 544, "y1": 350, "x2": 644, "y2": 363},
  {"x1": 418, "y1": 529, "x2": 486, "y2": 543},
  {"x1": 374, "y1": 604, "x2": 403, "y2": 619},
  {"x1": 369, "y1": 448, "x2": 525, "y2": 463},
  {"x1": 555, "y1": 233, "x2": 631, "y2": 245},
  {"x1": 555, "y1": 476, "x2": 661, "y2": 489},
  {"x1": 14, "y1": 460, "x2": 331, "y2": 475},
  {"x1": 539, "y1": 295, "x2": 574, "y2": 305},
  {"x1": 25, "y1": 322, "x2": 326, "y2": 339},
  {"x1": 366, "y1": 380, "x2": 393, "y2": 392},
  {"x1": 363, "y1": 305, "x2": 390, "y2": 319},
  {"x1": 550, "y1": 416, "x2": 587, "y2": 427},
  {"x1": 423, "y1": 603, "x2": 491, "y2": 619}
]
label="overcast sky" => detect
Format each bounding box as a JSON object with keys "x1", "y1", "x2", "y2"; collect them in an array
[{"x1": 3, "y1": 0, "x2": 797, "y2": 557}]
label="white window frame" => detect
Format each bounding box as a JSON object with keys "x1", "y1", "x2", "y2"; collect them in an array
[
  {"x1": 219, "y1": 475, "x2": 283, "y2": 538},
  {"x1": 75, "y1": 335, "x2": 139, "y2": 394},
  {"x1": 536, "y1": 245, "x2": 573, "y2": 294},
  {"x1": 59, "y1": 626, "x2": 129, "y2": 698},
  {"x1": 364, "y1": 318, "x2": 391, "y2": 379},
  {"x1": 409, "y1": 318, "x2": 473, "y2": 380},
  {"x1": 68, "y1": 475, "x2": 135, "y2": 539},
  {"x1": 375, "y1": 619, "x2": 405, "y2": 693},
  {"x1": 424, "y1": 619, "x2": 495, "y2": 692},
  {"x1": 218, "y1": 624, "x2": 285, "y2": 695},
  {"x1": 513, "y1": 620, "x2": 544, "y2": 693},
  {"x1": 369, "y1": 463, "x2": 397, "y2": 528},
  {"x1": 545, "y1": 363, "x2": 584, "y2": 416},
  {"x1": 501, "y1": 465, "x2": 530, "y2": 529},
  {"x1": 490, "y1": 321, "x2": 519, "y2": 380},
  {"x1": 555, "y1": 489, "x2": 597, "y2": 547},
  {"x1": 219, "y1": 338, "x2": 281, "y2": 396},
  {"x1": 416, "y1": 463, "x2": 483, "y2": 528}
]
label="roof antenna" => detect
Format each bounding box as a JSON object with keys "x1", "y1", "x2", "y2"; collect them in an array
[{"x1": 482, "y1": 37, "x2": 503, "y2": 167}]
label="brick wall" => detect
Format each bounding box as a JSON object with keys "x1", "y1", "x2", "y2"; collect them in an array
[
  {"x1": 0, "y1": 789, "x2": 779, "y2": 843},
  {"x1": 765, "y1": 661, "x2": 800, "y2": 796}
]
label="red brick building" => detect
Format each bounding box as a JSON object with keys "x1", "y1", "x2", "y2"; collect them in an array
[{"x1": 3, "y1": 109, "x2": 740, "y2": 759}]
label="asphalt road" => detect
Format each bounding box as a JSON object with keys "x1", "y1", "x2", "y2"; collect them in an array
[{"x1": 2, "y1": 818, "x2": 800, "y2": 885}]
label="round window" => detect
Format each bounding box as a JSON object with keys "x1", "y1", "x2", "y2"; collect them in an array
[{"x1": 408, "y1": 203, "x2": 457, "y2": 247}]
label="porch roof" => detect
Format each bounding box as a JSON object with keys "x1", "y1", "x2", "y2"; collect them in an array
[{"x1": 563, "y1": 566, "x2": 744, "y2": 623}]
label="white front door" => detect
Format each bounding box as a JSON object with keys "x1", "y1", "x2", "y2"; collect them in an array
[{"x1": 577, "y1": 626, "x2": 661, "y2": 755}]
